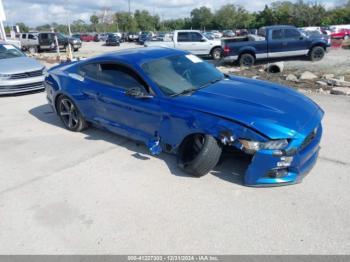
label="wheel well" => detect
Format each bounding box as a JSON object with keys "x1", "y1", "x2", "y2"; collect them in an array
[
  {"x1": 238, "y1": 51, "x2": 256, "y2": 60},
  {"x1": 54, "y1": 94, "x2": 65, "y2": 113},
  {"x1": 310, "y1": 44, "x2": 326, "y2": 52},
  {"x1": 210, "y1": 46, "x2": 223, "y2": 55}
]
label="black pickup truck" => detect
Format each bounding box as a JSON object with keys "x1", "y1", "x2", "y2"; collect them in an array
[{"x1": 222, "y1": 25, "x2": 331, "y2": 66}]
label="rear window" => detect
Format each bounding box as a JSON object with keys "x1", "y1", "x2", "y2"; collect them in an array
[{"x1": 178, "y1": 32, "x2": 191, "y2": 42}]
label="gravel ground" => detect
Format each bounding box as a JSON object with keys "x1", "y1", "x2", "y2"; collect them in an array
[{"x1": 0, "y1": 91, "x2": 349, "y2": 254}]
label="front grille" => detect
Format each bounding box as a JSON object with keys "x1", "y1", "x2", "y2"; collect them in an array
[
  {"x1": 0, "y1": 82, "x2": 44, "y2": 90},
  {"x1": 10, "y1": 69, "x2": 44, "y2": 80},
  {"x1": 300, "y1": 127, "x2": 318, "y2": 151}
]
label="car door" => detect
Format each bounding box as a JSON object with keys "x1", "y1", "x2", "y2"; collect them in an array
[
  {"x1": 92, "y1": 62, "x2": 162, "y2": 144},
  {"x1": 176, "y1": 32, "x2": 196, "y2": 53},
  {"x1": 282, "y1": 28, "x2": 309, "y2": 56},
  {"x1": 269, "y1": 28, "x2": 309, "y2": 58},
  {"x1": 189, "y1": 32, "x2": 209, "y2": 55}
]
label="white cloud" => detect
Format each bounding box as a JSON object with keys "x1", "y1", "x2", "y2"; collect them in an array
[{"x1": 2, "y1": 0, "x2": 338, "y2": 27}]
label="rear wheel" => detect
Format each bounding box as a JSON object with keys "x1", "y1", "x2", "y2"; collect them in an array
[
  {"x1": 178, "y1": 134, "x2": 222, "y2": 177},
  {"x1": 28, "y1": 46, "x2": 38, "y2": 54},
  {"x1": 211, "y1": 47, "x2": 222, "y2": 60},
  {"x1": 310, "y1": 46, "x2": 325, "y2": 61},
  {"x1": 57, "y1": 96, "x2": 88, "y2": 132},
  {"x1": 239, "y1": 53, "x2": 255, "y2": 67}
]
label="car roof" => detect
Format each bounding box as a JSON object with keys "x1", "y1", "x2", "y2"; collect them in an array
[
  {"x1": 261, "y1": 25, "x2": 296, "y2": 30},
  {"x1": 85, "y1": 47, "x2": 187, "y2": 66}
]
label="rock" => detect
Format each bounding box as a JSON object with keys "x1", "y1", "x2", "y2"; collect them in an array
[
  {"x1": 330, "y1": 87, "x2": 350, "y2": 96},
  {"x1": 316, "y1": 81, "x2": 328, "y2": 86},
  {"x1": 300, "y1": 71, "x2": 318, "y2": 80},
  {"x1": 251, "y1": 76, "x2": 259, "y2": 79},
  {"x1": 323, "y1": 74, "x2": 335, "y2": 80},
  {"x1": 327, "y1": 78, "x2": 350, "y2": 87},
  {"x1": 338, "y1": 76, "x2": 345, "y2": 81},
  {"x1": 298, "y1": 88, "x2": 312, "y2": 94},
  {"x1": 286, "y1": 74, "x2": 299, "y2": 82}
]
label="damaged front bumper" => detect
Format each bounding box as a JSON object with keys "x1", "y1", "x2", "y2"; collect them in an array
[{"x1": 243, "y1": 124, "x2": 322, "y2": 186}]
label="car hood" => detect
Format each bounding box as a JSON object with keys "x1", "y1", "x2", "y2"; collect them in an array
[
  {"x1": 173, "y1": 76, "x2": 323, "y2": 139},
  {"x1": 0, "y1": 57, "x2": 44, "y2": 74}
]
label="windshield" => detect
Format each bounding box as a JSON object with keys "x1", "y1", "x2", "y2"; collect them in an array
[
  {"x1": 0, "y1": 44, "x2": 25, "y2": 59},
  {"x1": 142, "y1": 54, "x2": 224, "y2": 96}
]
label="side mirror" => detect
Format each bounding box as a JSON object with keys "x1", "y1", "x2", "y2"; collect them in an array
[
  {"x1": 200, "y1": 38, "x2": 207, "y2": 42},
  {"x1": 125, "y1": 87, "x2": 153, "y2": 99}
]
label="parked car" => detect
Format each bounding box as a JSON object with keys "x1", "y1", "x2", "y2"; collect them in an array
[
  {"x1": 223, "y1": 30, "x2": 235, "y2": 37},
  {"x1": 0, "y1": 42, "x2": 45, "y2": 95},
  {"x1": 99, "y1": 33, "x2": 109, "y2": 41},
  {"x1": 222, "y1": 25, "x2": 330, "y2": 66},
  {"x1": 71, "y1": 34, "x2": 81, "y2": 40},
  {"x1": 210, "y1": 30, "x2": 223, "y2": 38},
  {"x1": 330, "y1": 28, "x2": 350, "y2": 40},
  {"x1": 45, "y1": 47, "x2": 324, "y2": 186},
  {"x1": 37, "y1": 32, "x2": 82, "y2": 52},
  {"x1": 93, "y1": 34, "x2": 100, "y2": 42},
  {"x1": 105, "y1": 34, "x2": 120, "y2": 46},
  {"x1": 202, "y1": 32, "x2": 215, "y2": 40},
  {"x1": 80, "y1": 34, "x2": 94, "y2": 42},
  {"x1": 144, "y1": 30, "x2": 223, "y2": 60},
  {"x1": 20, "y1": 32, "x2": 81, "y2": 53},
  {"x1": 20, "y1": 32, "x2": 39, "y2": 52},
  {"x1": 127, "y1": 32, "x2": 139, "y2": 42},
  {"x1": 139, "y1": 31, "x2": 153, "y2": 45}
]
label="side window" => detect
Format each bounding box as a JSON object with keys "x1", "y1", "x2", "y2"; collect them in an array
[
  {"x1": 21, "y1": 34, "x2": 26, "y2": 39},
  {"x1": 79, "y1": 63, "x2": 100, "y2": 81},
  {"x1": 99, "y1": 64, "x2": 146, "y2": 90},
  {"x1": 177, "y1": 32, "x2": 191, "y2": 42},
  {"x1": 284, "y1": 29, "x2": 300, "y2": 40},
  {"x1": 191, "y1": 32, "x2": 203, "y2": 42},
  {"x1": 28, "y1": 34, "x2": 37, "y2": 40},
  {"x1": 272, "y1": 29, "x2": 283, "y2": 40},
  {"x1": 40, "y1": 33, "x2": 48, "y2": 40}
]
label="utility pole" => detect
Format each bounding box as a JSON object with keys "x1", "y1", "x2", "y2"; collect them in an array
[
  {"x1": 128, "y1": 0, "x2": 131, "y2": 15},
  {"x1": 0, "y1": 0, "x2": 7, "y2": 41}
]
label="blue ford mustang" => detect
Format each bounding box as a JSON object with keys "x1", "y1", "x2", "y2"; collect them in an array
[{"x1": 45, "y1": 47, "x2": 324, "y2": 186}]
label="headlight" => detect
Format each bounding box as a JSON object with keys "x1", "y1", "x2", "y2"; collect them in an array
[
  {"x1": 0, "y1": 74, "x2": 11, "y2": 80},
  {"x1": 239, "y1": 139, "x2": 288, "y2": 154}
]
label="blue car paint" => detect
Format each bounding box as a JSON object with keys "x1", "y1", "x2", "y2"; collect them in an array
[{"x1": 45, "y1": 47, "x2": 324, "y2": 186}]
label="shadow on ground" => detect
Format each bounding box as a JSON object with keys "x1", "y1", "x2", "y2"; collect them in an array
[{"x1": 29, "y1": 103, "x2": 251, "y2": 186}]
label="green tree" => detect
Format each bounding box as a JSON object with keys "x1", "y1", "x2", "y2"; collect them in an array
[
  {"x1": 213, "y1": 4, "x2": 253, "y2": 29},
  {"x1": 16, "y1": 22, "x2": 29, "y2": 33},
  {"x1": 190, "y1": 6, "x2": 213, "y2": 30}
]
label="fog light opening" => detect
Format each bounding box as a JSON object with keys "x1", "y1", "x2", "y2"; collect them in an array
[{"x1": 267, "y1": 169, "x2": 289, "y2": 178}]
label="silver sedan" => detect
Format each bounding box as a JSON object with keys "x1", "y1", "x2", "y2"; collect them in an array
[{"x1": 0, "y1": 42, "x2": 45, "y2": 95}]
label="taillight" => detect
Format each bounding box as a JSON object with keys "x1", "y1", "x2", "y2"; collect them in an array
[{"x1": 223, "y1": 46, "x2": 230, "y2": 54}]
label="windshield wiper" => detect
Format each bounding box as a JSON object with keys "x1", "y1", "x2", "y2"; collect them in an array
[{"x1": 170, "y1": 77, "x2": 225, "y2": 97}]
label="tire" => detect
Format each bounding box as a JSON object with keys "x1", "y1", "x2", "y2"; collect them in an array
[
  {"x1": 178, "y1": 134, "x2": 222, "y2": 177},
  {"x1": 309, "y1": 46, "x2": 325, "y2": 61},
  {"x1": 57, "y1": 96, "x2": 88, "y2": 132},
  {"x1": 239, "y1": 53, "x2": 255, "y2": 67},
  {"x1": 74, "y1": 48, "x2": 79, "y2": 52},
  {"x1": 28, "y1": 46, "x2": 38, "y2": 54},
  {"x1": 211, "y1": 47, "x2": 222, "y2": 60}
]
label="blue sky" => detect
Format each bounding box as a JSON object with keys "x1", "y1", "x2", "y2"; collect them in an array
[{"x1": 2, "y1": 0, "x2": 341, "y2": 26}]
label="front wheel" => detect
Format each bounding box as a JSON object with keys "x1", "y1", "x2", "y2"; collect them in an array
[
  {"x1": 57, "y1": 96, "x2": 88, "y2": 132},
  {"x1": 309, "y1": 46, "x2": 325, "y2": 61},
  {"x1": 239, "y1": 53, "x2": 255, "y2": 67},
  {"x1": 211, "y1": 47, "x2": 222, "y2": 60},
  {"x1": 178, "y1": 134, "x2": 222, "y2": 177}
]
